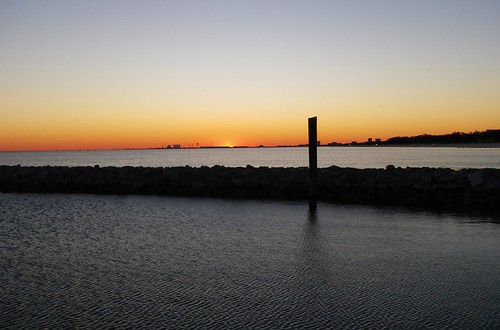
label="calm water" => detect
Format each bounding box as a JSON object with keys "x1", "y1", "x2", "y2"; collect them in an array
[
  {"x1": 1, "y1": 193, "x2": 499, "y2": 329},
  {"x1": 1, "y1": 146, "x2": 500, "y2": 168}
]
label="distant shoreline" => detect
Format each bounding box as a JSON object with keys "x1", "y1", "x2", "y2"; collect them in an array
[
  {"x1": 2, "y1": 142, "x2": 500, "y2": 153},
  {"x1": 336, "y1": 143, "x2": 500, "y2": 148}
]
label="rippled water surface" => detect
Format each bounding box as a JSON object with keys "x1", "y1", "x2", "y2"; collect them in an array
[{"x1": 1, "y1": 193, "x2": 499, "y2": 329}]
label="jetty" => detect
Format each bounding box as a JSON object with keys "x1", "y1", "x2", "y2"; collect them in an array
[{"x1": 1, "y1": 165, "x2": 499, "y2": 212}]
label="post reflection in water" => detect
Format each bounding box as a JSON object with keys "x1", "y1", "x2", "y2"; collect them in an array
[
  {"x1": 288, "y1": 208, "x2": 344, "y2": 327},
  {"x1": 308, "y1": 208, "x2": 318, "y2": 223}
]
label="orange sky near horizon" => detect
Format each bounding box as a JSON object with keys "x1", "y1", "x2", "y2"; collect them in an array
[{"x1": 1, "y1": 1, "x2": 499, "y2": 152}]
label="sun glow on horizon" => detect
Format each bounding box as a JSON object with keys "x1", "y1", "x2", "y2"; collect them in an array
[{"x1": 1, "y1": 1, "x2": 499, "y2": 152}]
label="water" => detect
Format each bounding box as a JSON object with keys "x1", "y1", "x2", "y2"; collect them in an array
[
  {"x1": 1, "y1": 146, "x2": 500, "y2": 168},
  {"x1": 1, "y1": 193, "x2": 499, "y2": 329}
]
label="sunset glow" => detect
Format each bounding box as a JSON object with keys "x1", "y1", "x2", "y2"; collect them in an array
[{"x1": 1, "y1": 1, "x2": 499, "y2": 151}]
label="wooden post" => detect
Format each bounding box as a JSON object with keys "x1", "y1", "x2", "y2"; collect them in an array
[{"x1": 308, "y1": 116, "x2": 317, "y2": 211}]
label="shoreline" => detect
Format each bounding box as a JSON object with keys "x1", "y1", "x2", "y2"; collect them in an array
[
  {"x1": 1, "y1": 165, "x2": 499, "y2": 213},
  {"x1": 1, "y1": 142, "x2": 500, "y2": 153},
  {"x1": 349, "y1": 143, "x2": 500, "y2": 148}
]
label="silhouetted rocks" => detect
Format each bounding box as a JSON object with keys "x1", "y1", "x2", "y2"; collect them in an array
[{"x1": 1, "y1": 165, "x2": 499, "y2": 212}]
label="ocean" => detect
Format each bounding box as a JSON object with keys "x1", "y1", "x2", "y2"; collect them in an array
[{"x1": 1, "y1": 146, "x2": 500, "y2": 168}]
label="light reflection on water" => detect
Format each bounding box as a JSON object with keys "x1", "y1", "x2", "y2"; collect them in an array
[{"x1": 0, "y1": 193, "x2": 499, "y2": 329}]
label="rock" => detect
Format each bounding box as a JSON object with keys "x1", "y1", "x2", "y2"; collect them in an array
[
  {"x1": 483, "y1": 179, "x2": 499, "y2": 191},
  {"x1": 0, "y1": 165, "x2": 499, "y2": 212},
  {"x1": 467, "y1": 171, "x2": 483, "y2": 188}
]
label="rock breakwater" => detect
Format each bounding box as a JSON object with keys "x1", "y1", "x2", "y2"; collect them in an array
[{"x1": 1, "y1": 165, "x2": 499, "y2": 211}]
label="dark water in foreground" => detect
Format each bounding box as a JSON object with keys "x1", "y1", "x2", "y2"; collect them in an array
[{"x1": 1, "y1": 193, "x2": 499, "y2": 329}]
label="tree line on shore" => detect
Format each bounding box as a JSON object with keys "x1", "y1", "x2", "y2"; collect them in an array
[
  {"x1": 327, "y1": 129, "x2": 500, "y2": 146},
  {"x1": 383, "y1": 129, "x2": 500, "y2": 145}
]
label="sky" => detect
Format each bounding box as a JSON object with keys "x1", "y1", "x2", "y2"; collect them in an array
[{"x1": 1, "y1": 0, "x2": 499, "y2": 151}]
